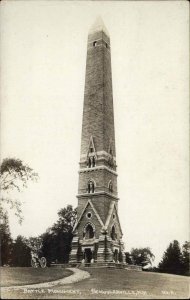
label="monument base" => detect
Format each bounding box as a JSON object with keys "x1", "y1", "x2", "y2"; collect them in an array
[{"x1": 69, "y1": 234, "x2": 126, "y2": 267}]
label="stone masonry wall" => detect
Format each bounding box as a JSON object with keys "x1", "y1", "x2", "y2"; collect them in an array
[{"x1": 80, "y1": 30, "x2": 116, "y2": 157}]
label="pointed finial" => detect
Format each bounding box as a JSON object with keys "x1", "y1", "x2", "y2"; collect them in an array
[{"x1": 89, "y1": 16, "x2": 109, "y2": 36}]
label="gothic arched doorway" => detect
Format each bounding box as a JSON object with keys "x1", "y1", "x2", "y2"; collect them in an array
[
  {"x1": 113, "y1": 249, "x2": 119, "y2": 262},
  {"x1": 85, "y1": 248, "x2": 92, "y2": 263}
]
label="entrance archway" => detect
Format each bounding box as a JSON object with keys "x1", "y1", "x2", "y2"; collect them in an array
[
  {"x1": 85, "y1": 248, "x2": 92, "y2": 263},
  {"x1": 113, "y1": 249, "x2": 119, "y2": 262}
]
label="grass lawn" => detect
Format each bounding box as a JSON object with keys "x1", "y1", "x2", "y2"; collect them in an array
[
  {"x1": 1, "y1": 267, "x2": 189, "y2": 299},
  {"x1": 0, "y1": 267, "x2": 72, "y2": 287},
  {"x1": 72, "y1": 268, "x2": 189, "y2": 299}
]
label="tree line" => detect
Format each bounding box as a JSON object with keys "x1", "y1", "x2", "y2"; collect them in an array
[
  {"x1": 125, "y1": 241, "x2": 189, "y2": 276},
  {"x1": 0, "y1": 204, "x2": 76, "y2": 267},
  {"x1": 0, "y1": 158, "x2": 189, "y2": 276},
  {"x1": 1, "y1": 203, "x2": 189, "y2": 276},
  {"x1": 0, "y1": 158, "x2": 77, "y2": 267}
]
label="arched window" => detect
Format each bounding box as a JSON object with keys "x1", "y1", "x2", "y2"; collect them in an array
[
  {"x1": 88, "y1": 182, "x2": 90, "y2": 193},
  {"x1": 108, "y1": 181, "x2": 113, "y2": 193},
  {"x1": 111, "y1": 225, "x2": 117, "y2": 240},
  {"x1": 88, "y1": 157, "x2": 91, "y2": 168},
  {"x1": 92, "y1": 156, "x2": 96, "y2": 167},
  {"x1": 84, "y1": 224, "x2": 94, "y2": 239},
  {"x1": 88, "y1": 180, "x2": 95, "y2": 193},
  {"x1": 87, "y1": 156, "x2": 95, "y2": 168},
  {"x1": 93, "y1": 41, "x2": 97, "y2": 47}
]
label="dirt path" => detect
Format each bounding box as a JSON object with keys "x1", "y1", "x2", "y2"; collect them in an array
[{"x1": 1, "y1": 268, "x2": 90, "y2": 291}]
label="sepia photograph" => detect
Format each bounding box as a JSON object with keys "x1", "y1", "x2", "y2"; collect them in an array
[{"x1": 0, "y1": 0, "x2": 189, "y2": 299}]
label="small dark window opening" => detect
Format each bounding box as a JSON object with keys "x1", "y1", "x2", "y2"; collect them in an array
[
  {"x1": 88, "y1": 181, "x2": 94, "y2": 193},
  {"x1": 106, "y1": 43, "x2": 108, "y2": 48},
  {"x1": 88, "y1": 155, "x2": 95, "y2": 168},
  {"x1": 85, "y1": 224, "x2": 94, "y2": 239},
  {"x1": 87, "y1": 212, "x2": 92, "y2": 219},
  {"x1": 90, "y1": 147, "x2": 93, "y2": 153},
  {"x1": 111, "y1": 226, "x2": 117, "y2": 240},
  {"x1": 92, "y1": 156, "x2": 96, "y2": 167},
  {"x1": 93, "y1": 41, "x2": 97, "y2": 47},
  {"x1": 88, "y1": 157, "x2": 91, "y2": 168},
  {"x1": 109, "y1": 181, "x2": 113, "y2": 193}
]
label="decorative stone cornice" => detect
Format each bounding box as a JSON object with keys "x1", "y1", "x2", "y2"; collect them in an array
[
  {"x1": 78, "y1": 165, "x2": 118, "y2": 176},
  {"x1": 80, "y1": 238, "x2": 99, "y2": 245},
  {"x1": 80, "y1": 150, "x2": 116, "y2": 161},
  {"x1": 76, "y1": 191, "x2": 119, "y2": 201}
]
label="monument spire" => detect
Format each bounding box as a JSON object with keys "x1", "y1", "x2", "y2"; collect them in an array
[
  {"x1": 80, "y1": 16, "x2": 115, "y2": 159},
  {"x1": 89, "y1": 16, "x2": 110, "y2": 36},
  {"x1": 70, "y1": 18, "x2": 125, "y2": 266}
]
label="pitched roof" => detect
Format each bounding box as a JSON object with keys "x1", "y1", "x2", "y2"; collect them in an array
[
  {"x1": 73, "y1": 199, "x2": 104, "y2": 232},
  {"x1": 104, "y1": 201, "x2": 123, "y2": 235}
]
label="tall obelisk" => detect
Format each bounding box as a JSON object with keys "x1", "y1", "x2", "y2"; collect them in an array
[{"x1": 70, "y1": 17, "x2": 125, "y2": 264}]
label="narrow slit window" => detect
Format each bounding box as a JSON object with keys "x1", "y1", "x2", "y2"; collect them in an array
[
  {"x1": 111, "y1": 225, "x2": 117, "y2": 240},
  {"x1": 88, "y1": 181, "x2": 95, "y2": 193},
  {"x1": 92, "y1": 156, "x2": 95, "y2": 167},
  {"x1": 109, "y1": 181, "x2": 113, "y2": 192},
  {"x1": 88, "y1": 157, "x2": 91, "y2": 168}
]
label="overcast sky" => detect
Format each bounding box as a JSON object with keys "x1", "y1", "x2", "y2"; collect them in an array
[{"x1": 1, "y1": 1, "x2": 189, "y2": 265}]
